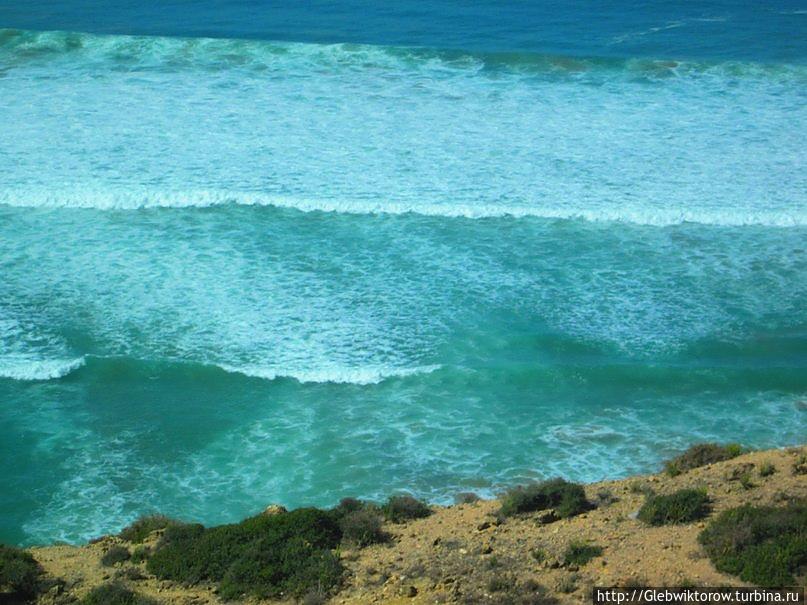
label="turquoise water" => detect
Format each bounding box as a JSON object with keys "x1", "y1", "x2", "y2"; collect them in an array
[{"x1": 1, "y1": 6, "x2": 806, "y2": 545}]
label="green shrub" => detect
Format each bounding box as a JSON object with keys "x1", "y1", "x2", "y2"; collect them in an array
[
  {"x1": 117, "y1": 567, "x2": 146, "y2": 581},
  {"x1": 563, "y1": 541, "x2": 603, "y2": 566},
  {"x1": 382, "y1": 495, "x2": 431, "y2": 523},
  {"x1": 556, "y1": 573, "x2": 578, "y2": 594},
  {"x1": 487, "y1": 574, "x2": 512, "y2": 592},
  {"x1": 80, "y1": 581, "x2": 158, "y2": 605},
  {"x1": 739, "y1": 473, "x2": 755, "y2": 490},
  {"x1": 339, "y1": 509, "x2": 386, "y2": 547},
  {"x1": 699, "y1": 503, "x2": 807, "y2": 587},
  {"x1": 629, "y1": 481, "x2": 654, "y2": 497},
  {"x1": 146, "y1": 508, "x2": 343, "y2": 599},
  {"x1": 119, "y1": 515, "x2": 181, "y2": 543},
  {"x1": 331, "y1": 498, "x2": 365, "y2": 518},
  {"x1": 664, "y1": 443, "x2": 743, "y2": 476},
  {"x1": 759, "y1": 462, "x2": 776, "y2": 478},
  {"x1": 221, "y1": 536, "x2": 343, "y2": 600},
  {"x1": 499, "y1": 478, "x2": 589, "y2": 518},
  {"x1": 0, "y1": 544, "x2": 42, "y2": 598},
  {"x1": 130, "y1": 546, "x2": 151, "y2": 564},
  {"x1": 595, "y1": 489, "x2": 618, "y2": 506},
  {"x1": 638, "y1": 489, "x2": 710, "y2": 526},
  {"x1": 101, "y1": 545, "x2": 131, "y2": 567}
]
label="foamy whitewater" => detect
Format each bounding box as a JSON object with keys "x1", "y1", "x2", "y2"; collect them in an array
[{"x1": 0, "y1": 5, "x2": 805, "y2": 545}]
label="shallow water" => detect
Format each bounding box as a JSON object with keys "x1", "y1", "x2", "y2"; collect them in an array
[{"x1": 0, "y1": 2, "x2": 805, "y2": 545}]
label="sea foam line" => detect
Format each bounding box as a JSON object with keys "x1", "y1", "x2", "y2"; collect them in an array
[
  {"x1": 0, "y1": 352, "x2": 441, "y2": 385},
  {"x1": 218, "y1": 363, "x2": 442, "y2": 385},
  {"x1": 1, "y1": 188, "x2": 804, "y2": 227},
  {"x1": 2, "y1": 28, "x2": 805, "y2": 83}
]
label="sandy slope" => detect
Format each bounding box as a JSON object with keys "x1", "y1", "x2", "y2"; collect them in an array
[{"x1": 29, "y1": 445, "x2": 806, "y2": 605}]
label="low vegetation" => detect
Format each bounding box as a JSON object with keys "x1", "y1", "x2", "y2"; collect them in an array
[
  {"x1": 80, "y1": 581, "x2": 158, "y2": 605},
  {"x1": 699, "y1": 503, "x2": 807, "y2": 587},
  {"x1": 563, "y1": 541, "x2": 603, "y2": 566},
  {"x1": 130, "y1": 546, "x2": 151, "y2": 564},
  {"x1": 454, "y1": 492, "x2": 481, "y2": 504},
  {"x1": 759, "y1": 462, "x2": 776, "y2": 477},
  {"x1": 338, "y1": 508, "x2": 387, "y2": 546},
  {"x1": 638, "y1": 489, "x2": 710, "y2": 526},
  {"x1": 101, "y1": 545, "x2": 132, "y2": 567},
  {"x1": 664, "y1": 443, "x2": 743, "y2": 476},
  {"x1": 146, "y1": 508, "x2": 344, "y2": 600},
  {"x1": 0, "y1": 543, "x2": 42, "y2": 599},
  {"x1": 793, "y1": 454, "x2": 807, "y2": 475},
  {"x1": 499, "y1": 478, "x2": 589, "y2": 518},
  {"x1": 382, "y1": 495, "x2": 432, "y2": 523},
  {"x1": 556, "y1": 573, "x2": 578, "y2": 594},
  {"x1": 119, "y1": 514, "x2": 181, "y2": 543}
]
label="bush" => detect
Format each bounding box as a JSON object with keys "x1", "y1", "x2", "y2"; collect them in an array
[
  {"x1": 739, "y1": 473, "x2": 755, "y2": 490},
  {"x1": 117, "y1": 567, "x2": 146, "y2": 581},
  {"x1": 499, "y1": 478, "x2": 589, "y2": 518},
  {"x1": 563, "y1": 541, "x2": 603, "y2": 566},
  {"x1": 219, "y1": 538, "x2": 343, "y2": 600},
  {"x1": 487, "y1": 574, "x2": 512, "y2": 592},
  {"x1": 556, "y1": 573, "x2": 578, "y2": 594},
  {"x1": 130, "y1": 546, "x2": 151, "y2": 564},
  {"x1": 382, "y1": 495, "x2": 431, "y2": 523},
  {"x1": 638, "y1": 489, "x2": 710, "y2": 526},
  {"x1": 331, "y1": 498, "x2": 365, "y2": 518},
  {"x1": 80, "y1": 581, "x2": 158, "y2": 605},
  {"x1": 699, "y1": 503, "x2": 807, "y2": 587},
  {"x1": 119, "y1": 515, "x2": 181, "y2": 543},
  {"x1": 454, "y1": 492, "x2": 481, "y2": 504},
  {"x1": 664, "y1": 443, "x2": 743, "y2": 476},
  {"x1": 595, "y1": 489, "x2": 619, "y2": 507},
  {"x1": 146, "y1": 508, "x2": 343, "y2": 599},
  {"x1": 759, "y1": 462, "x2": 776, "y2": 477},
  {"x1": 0, "y1": 544, "x2": 42, "y2": 598},
  {"x1": 101, "y1": 545, "x2": 131, "y2": 567},
  {"x1": 339, "y1": 509, "x2": 386, "y2": 547}
]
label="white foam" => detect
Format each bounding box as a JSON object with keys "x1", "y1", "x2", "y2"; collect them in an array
[
  {"x1": 220, "y1": 362, "x2": 441, "y2": 385},
  {"x1": 1, "y1": 188, "x2": 804, "y2": 226},
  {"x1": 0, "y1": 356, "x2": 85, "y2": 380}
]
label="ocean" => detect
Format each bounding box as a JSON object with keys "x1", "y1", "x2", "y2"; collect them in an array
[{"x1": 0, "y1": 1, "x2": 805, "y2": 545}]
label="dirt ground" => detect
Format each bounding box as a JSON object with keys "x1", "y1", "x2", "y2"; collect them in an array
[{"x1": 29, "y1": 445, "x2": 807, "y2": 605}]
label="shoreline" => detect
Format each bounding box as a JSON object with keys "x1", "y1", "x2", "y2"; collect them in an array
[{"x1": 12, "y1": 444, "x2": 806, "y2": 604}]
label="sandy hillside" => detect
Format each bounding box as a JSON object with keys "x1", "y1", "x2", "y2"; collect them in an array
[{"x1": 28, "y1": 445, "x2": 807, "y2": 605}]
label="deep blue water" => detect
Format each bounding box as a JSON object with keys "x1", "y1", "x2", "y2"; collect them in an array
[{"x1": 2, "y1": 0, "x2": 806, "y2": 62}]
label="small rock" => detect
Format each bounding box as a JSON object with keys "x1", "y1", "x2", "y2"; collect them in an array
[
  {"x1": 262, "y1": 504, "x2": 287, "y2": 516},
  {"x1": 403, "y1": 585, "x2": 418, "y2": 598},
  {"x1": 477, "y1": 521, "x2": 492, "y2": 531},
  {"x1": 627, "y1": 510, "x2": 640, "y2": 520}
]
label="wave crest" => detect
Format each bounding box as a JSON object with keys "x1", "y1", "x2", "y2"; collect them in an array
[
  {"x1": 1, "y1": 28, "x2": 804, "y2": 82},
  {"x1": 1, "y1": 188, "x2": 804, "y2": 227},
  {"x1": 220, "y1": 363, "x2": 442, "y2": 385},
  {"x1": 0, "y1": 357, "x2": 86, "y2": 381}
]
